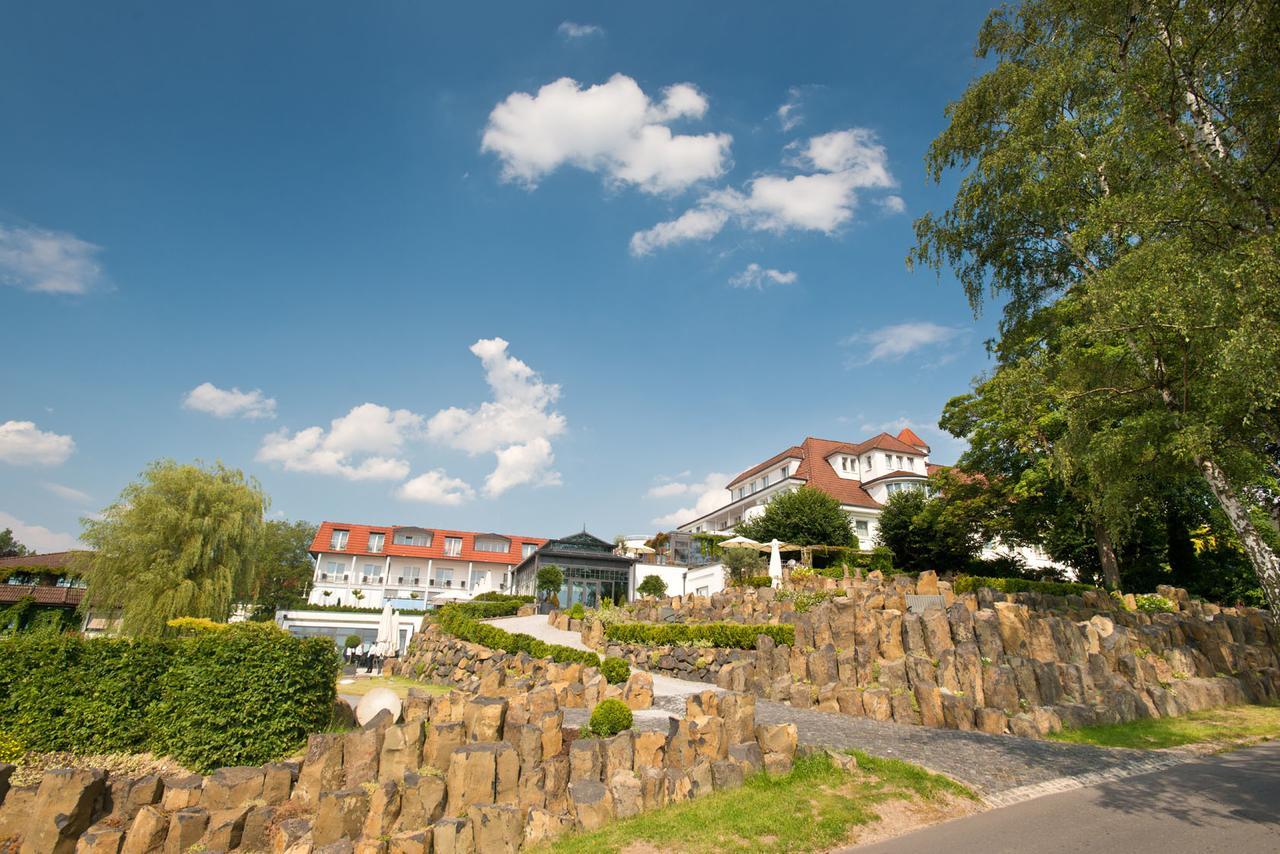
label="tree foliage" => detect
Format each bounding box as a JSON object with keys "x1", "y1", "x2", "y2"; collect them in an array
[
  {"x1": 914, "y1": 0, "x2": 1280, "y2": 616},
  {"x1": 736, "y1": 486, "x2": 854, "y2": 547},
  {"x1": 877, "y1": 487, "x2": 983, "y2": 573},
  {"x1": 536, "y1": 565, "x2": 565, "y2": 605},
  {"x1": 637, "y1": 574, "x2": 668, "y2": 598},
  {"x1": 721, "y1": 547, "x2": 766, "y2": 585},
  {"x1": 78, "y1": 460, "x2": 268, "y2": 637},
  {"x1": 250, "y1": 519, "x2": 319, "y2": 618},
  {"x1": 0, "y1": 529, "x2": 29, "y2": 558}
]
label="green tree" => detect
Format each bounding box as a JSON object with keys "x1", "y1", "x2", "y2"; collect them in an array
[
  {"x1": 721, "y1": 547, "x2": 766, "y2": 585},
  {"x1": 637, "y1": 574, "x2": 667, "y2": 598},
  {"x1": 913, "y1": 0, "x2": 1280, "y2": 617},
  {"x1": 78, "y1": 460, "x2": 267, "y2": 637},
  {"x1": 0, "y1": 529, "x2": 29, "y2": 558},
  {"x1": 736, "y1": 486, "x2": 854, "y2": 547},
  {"x1": 536, "y1": 565, "x2": 565, "y2": 606},
  {"x1": 878, "y1": 485, "x2": 985, "y2": 574},
  {"x1": 250, "y1": 520, "x2": 319, "y2": 619}
]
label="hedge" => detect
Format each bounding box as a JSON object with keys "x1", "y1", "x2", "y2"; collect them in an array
[
  {"x1": 436, "y1": 604, "x2": 599, "y2": 666},
  {"x1": 604, "y1": 621, "x2": 794, "y2": 649},
  {"x1": 0, "y1": 623, "x2": 338, "y2": 772},
  {"x1": 952, "y1": 575, "x2": 1096, "y2": 597},
  {"x1": 471, "y1": 592, "x2": 536, "y2": 604}
]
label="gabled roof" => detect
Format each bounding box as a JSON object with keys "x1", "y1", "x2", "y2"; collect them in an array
[
  {"x1": 310, "y1": 522, "x2": 547, "y2": 566},
  {"x1": 851, "y1": 432, "x2": 928, "y2": 456},
  {"x1": 791, "y1": 438, "x2": 881, "y2": 509},
  {"x1": 0, "y1": 551, "x2": 86, "y2": 571},
  {"x1": 728, "y1": 446, "x2": 804, "y2": 488},
  {"x1": 896, "y1": 427, "x2": 930, "y2": 452}
]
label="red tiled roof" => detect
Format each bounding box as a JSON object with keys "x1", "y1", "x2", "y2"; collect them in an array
[
  {"x1": 851, "y1": 432, "x2": 927, "y2": 456},
  {"x1": 791, "y1": 438, "x2": 882, "y2": 509},
  {"x1": 309, "y1": 522, "x2": 547, "y2": 566},
  {"x1": 896, "y1": 427, "x2": 930, "y2": 451},
  {"x1": 728, "y1": 446, "x2": 804, "y2": 488},
  {"x1": 0, "y1": 584, "x2": 84, "y2": 606},
  {"x1": 0, "y1": 551, "x2": 86, "y2": 570}
]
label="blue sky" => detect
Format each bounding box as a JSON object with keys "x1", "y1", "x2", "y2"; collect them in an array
[{"x1": 0, "y1": 1, "x2": 1002, "y2": 550}]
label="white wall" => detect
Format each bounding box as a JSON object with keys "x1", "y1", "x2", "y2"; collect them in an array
[
  {"x1": 631, "y1": 563, "x2": 689, "y2": 598},
  {"x1": 684, "y1": 564, "x2": 725, "y2": 597}
]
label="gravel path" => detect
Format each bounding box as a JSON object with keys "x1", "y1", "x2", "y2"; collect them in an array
[{"x1": 489, "y1": 614, "x2": 1194, "y2": 797}]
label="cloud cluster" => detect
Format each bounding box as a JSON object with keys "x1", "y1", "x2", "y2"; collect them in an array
[
  {"x1": 183, "y1": 382, "x2": 277, "y2": 420},
  {"x1": 0, "y1": 510, "x2": 80, "y2": 552},
  {"x1": 630, "y1": 128, "x2": 897, "y2": 255},
  {"x1": 257, "y1": 403, "x2": 422, "y2": 481},
  {"x1": 482, "y1": 74, "x2": 731, "y2": 194},
  {"x1": 0, "y1": 225, "x2": 105, "y2": 295},
  {"x1": 0, "y1": 420, "x2": 75, "y2": 466},
  {"x1": 729, "y1": 263, "x2": 797, "y2": 290},
  {"x1": 254, "y1": 338, "x2": 565, "y2": 504},
  {"x1": 557, "y1": 21, "x2": 603, "y2": 39},
  {"x1": 649, "y1": 472, "x2": 731, "y2": 529},
  {"x1": 842, "y1": 321, "x2": 964, "y2": 366},
  {"x1": 776, "y1": 87, "x2": 804, "y2": 131},
  {"x1": 426, "y1": 338, "x2": 566, "y2": 497}
]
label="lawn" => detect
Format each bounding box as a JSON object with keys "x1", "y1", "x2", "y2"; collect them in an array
[
  {"x1": 1047, "y1": 704, "x2": 1280, "y2": 751},
  {"x1": 535, "y1": 750, "x2": 976, "y2": 854},
  {"x1": 336, "y1": 675, "x2": 451, "y2": 699}
]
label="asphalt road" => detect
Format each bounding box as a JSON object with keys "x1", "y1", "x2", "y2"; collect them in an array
[{"x1": 847, "y1": 742, "x2": 1280, "y2": 853}]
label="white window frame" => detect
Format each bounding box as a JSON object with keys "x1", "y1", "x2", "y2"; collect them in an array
[
  {"x1": 367, "y1": 532, "x2": 385, "y2": 553},
  {"x1": 444, "y1": 537, "x2": 463, "y2": 557},
  {"x1": 330, "y1": 530, "x2": 349, "y2": 550}
]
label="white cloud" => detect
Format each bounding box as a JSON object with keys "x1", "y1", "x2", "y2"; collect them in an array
[
  {"x1": 729, "y1": 263, "x2": 797, "y2": 290},
  {"x1": 631, "y1": 127, "x2": 896, "y2": 253},
  {"x1": 646, "y1": 482, "x2": 690, "y2": 498},
  {"x1": 397, "y1": 469, "x2": 476, "y2": 505},
  {"x1": 557, "y1": 21, "x2": 603, "y2": 39},
  {"x1": 485, "y1": 437, "x2": 560, "y2": 497},
  {"x1": 0, "y1": 225, "x2": 106, "y2": 295},
  {"x1": 427, "y1": 338, "x2": 567, "y2": 496},
  {"x1": 482, "y1": 74, "x2": 731, "y2": 194},
  {"x1": 43, "y1": 482, "x2": 92, "y2": 503},
  {"x1": 0, "y1": 511, "x2": 81, "y2": 552},
  {"x1": 0, "y1": 421, "x2": 75, "y2": 466},
  {"x1": 629, "y1": 207, "x2": 728, "y2": 256},
  {"x1": 649, "y1": 472, "x2": 730, "y2": 529},
  {"x1": 183, "y1": 382, "x2": 277, "y2": 420},
  {"x1": 879, "y1": 195, "x2": 906, "y2": 214},
  {"x1": 256, "y1": 403, "x2": 422, "y2": 481},
  {"x1": 776, "y1": 87, "x2": 804, "y2": 131},
  {"x1": 842, "y1": 322, "x2": 964, "y2": 365}
]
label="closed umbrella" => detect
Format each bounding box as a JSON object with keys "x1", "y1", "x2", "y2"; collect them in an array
[
  {"x1": 373, "y1": 601, "x2": 397, "y2": 657},
  {"x1": 768, "y1": 539, "x2": 783, "y2": 584}
]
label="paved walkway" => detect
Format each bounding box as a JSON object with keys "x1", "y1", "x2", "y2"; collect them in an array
[
  {"x1": 488, "y1": 614, "x2": 1198, "y2": 797},
  {"x1": 844, "y1": 742, "x2": 1280, "y2": 853}
]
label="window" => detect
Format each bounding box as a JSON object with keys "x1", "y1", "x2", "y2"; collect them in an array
[
  {"x1": 522, "y1": 543, "x2": 538, "y2": 559},
  {"x1": 367, "y1": 532, "x2": 385, "y2": 553},
  {"x1": 474, "y1": 537, "x2": 509, "y2": 553},
  {"x1": 865, "y1": 455, "x2": 873, "y2": 470},
  {"x1": 362, "y1": 563, "x2": 383, "y2": 584},
  {"x1": 394, "y1": 531, "x2": 432, "y2": 547},
  {"x1": 856, "y1": 520, "x2": 869, "y2": 537},
  {"x1": 435, "y1": 568, "x2": 454, "y2": 587},
  {"x1": 325, "y1": 560, "x2": 346, "y2": 581},
  {"x1": 762, "y1": 473, "x2": 770, "y2": 487},
  {"x1": 896, "y1": 455, "x2": 904, "y2": 469},
  {"x1": 444, "y1": 537, "x2": 463, "y2": 556},
  {"x1": 330, "y1": 529, "x2": 349, "y2": 550},
  {"x1": 399, "y1": 566, "x2": 421, "y2": 586},
  {"x1": 840, "y1": 457, "x2": 848, "y2": 471},
  {"x1": 780, "y1": 463, "x2": 790, "y2": 478},
  {"x1": 884, "y1": 453, "x2": 893, "y2": 467}
]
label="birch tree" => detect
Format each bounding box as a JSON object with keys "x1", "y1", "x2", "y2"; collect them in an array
[{"x1": 914, "y1": 0, "x2": 1280, "y2": 618}]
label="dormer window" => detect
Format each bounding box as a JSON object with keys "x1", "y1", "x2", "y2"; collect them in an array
[
  {"x1": 367, "y1": 532, "x2": 385, "y2": 553},
  {"x1": 394, "y1": 531, "x2": 432, "y2": 547},
  {"x1": 330, "y1": 529, "x2": 349, "y2": 550},
  {"x1": 474, "y1": 536, "x2": 509, "y2": 553}
]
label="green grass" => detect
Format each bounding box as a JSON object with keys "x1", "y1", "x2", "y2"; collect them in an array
[
  {"x1": 1047, "y1": 704, "x2": 1280, "y2": 750},
  {"x1": 336, "y1": 675, "x2": 451, "y2": 699},
  {"x1": 537, "y1": 751, "x2": 974, "y2": 854}
]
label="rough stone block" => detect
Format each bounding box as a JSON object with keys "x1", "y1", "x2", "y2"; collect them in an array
[
  {"x1": 470, "y1": 803, "x2": 522, "y2": 854},
  {"x1": 569, "y1": 738, "x2": 603, "y2": 782},
  {"x1": 363, "y1": 780, "x2": 402, "y2": 839},
  {"x1": 569, "y1": 779, "x2": 614, "y2": 830},
  {"x1": 120, "y1": 805, "x2": 168, "y2": 854},
  {"x1": 754, "y1": 723, "x2": 797, "y2": 757},
  {"x1": 380, "y1": 721, "x2": 425, "y2": 783},
  {"x1": 432, "y1": 817, "x2": 473, "y2": 854},
  {"x1": 201, "y1": 806, "x2": 250, "y2": 851},
  {"x1": 23, "y1": 767, "x2": 107, "y2": 854},
  {"x1": 463, "y1": 697, "x2": 508, "y2": 743},
  {"x1": 313, "y1": 788, "x2": 370, "y2": 846},
  {"x1": 164, "y1": 808, "x2": 209, "y2": 854},
  {"x1": 295, "y1": 733, "x2": 344, "y2": 807},
  {"x1": 344, "y1": 726, "x2": 385, "y2": 786},
  {"x1": 523, "y1": 808, "x2": 574, "y2": 847},
  {"x1": 75, "y1": 824, "x2": 124, "y2": 854},
  {"x1": 396, "y1": 771, "x2": 446, "y2": 831},
  {"x1": 159, "y1": 774, "x2": 203, "y2": 812},
  {"x1": 202, "y1": 765, "x2": 264, "y2": 811}
]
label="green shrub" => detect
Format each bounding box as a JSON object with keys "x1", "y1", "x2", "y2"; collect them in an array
[
  {"x1": 601, "y1": 656, "x2": 630, "y2": 684},
  {"x1": 568, "y1": 602, "x2": 586, "y2": 620},
  {"x1": 472, "y1": 592, "x2": 536, "y2": 604},
  {"x1": 816, "y1": 565, "x2": 846, "y2": 580},
  {"x1": 0, "y1": 730, "x2": 24, "y2": 762},
  {"x1": 344, "y1": 634, "x2": 363, "y2": 649},
  {"x1": 952, "y1": 575, "x2": 1096, "y2": 597},
  {"x1": 587, "y1": 698, "x2": 633, "y2": 737},
  {"x1": 450, "y1": 599, "x2": 524, "y2": 619},
  {"x1": 732, "y1": 575, "x2": 774, "y2": 588},
  {"x1": 637, "y1": 574, "x2": 668, "y2": 598},
  {"x1": 436, "y1": 604, "x2": 599, "y2": 667},
  {"x1": 1134, "y1": 593, "x2": 1175, "y2": 613},
  {"x1": 869, "y1": 546, "x2": 894, "y2": 572},
  {"x1": 604, "y1": 622, "x2": 793, "y2": 649},
  {"x1": 0, "y1": 623, "x2": 338, "y2": 772}
]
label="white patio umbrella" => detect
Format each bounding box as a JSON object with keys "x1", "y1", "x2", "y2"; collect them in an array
[
  {"x1": 627, "y1": 544, "x2": 656, "y2": 556},
  {"x1": 719, "y1": 535, "x2": 762, "y2": 549},
  {"x1": 372, "y1": 601, "x2": 397, "y2": 657},
  {"x1": 767, "y1": 538, "x2": 783, "y2": 583}
]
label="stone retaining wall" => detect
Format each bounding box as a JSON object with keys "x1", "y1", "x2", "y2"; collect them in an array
[
  {"x1": 0, "y1": 682, "x2": 796, "y2": 853},
  {"x1": 598, "y1": 575, "x2": 1280, "y2": 738}
]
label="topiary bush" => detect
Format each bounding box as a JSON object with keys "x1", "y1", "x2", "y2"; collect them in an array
[
  {"x1": 568, "y1": 602, "x2": 586, "y2": 620},
  {"x1": 587, "y1": 698, "x2": 633, "y2": 737},
  {"x1": 344, "y1": 634, "x2": 363, "y2": 649},
  {"x1": 601, "y1": 656, "x2": 630, "y2": 684},
  {"x1": 436, "y1": 604, "x2": 599, "y2": 667},
  {"x1": 604, "y1": 621, "x2": 794, "y2": 649}
]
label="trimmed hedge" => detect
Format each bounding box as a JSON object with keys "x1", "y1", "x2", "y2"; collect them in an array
[
  {"x1": 587, "y1": 698, "x2": 633, "y2": 737},
  {"x1": 0, "y1": 623, "x2": 338, "y2": 772},
  {"x1": 605, "y1": 621, "x2": 794, "y2": 649},
  {"x1": 601, "y1": 656, "x2": 630, "y2": 684},
  {"x1": 471, "y1": 592, "x2": 536, "y2": 604},
  {"x1": 449, "y1": 600, "x2": 525, "y2": 619},
  {"x1": 436, "y1": 604, "x2": 599, "y2": 666},
  {"x1": 952, "y1": 575, "x2": 1096, "y2": 597}
]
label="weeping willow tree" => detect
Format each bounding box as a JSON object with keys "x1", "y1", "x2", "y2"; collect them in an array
[{"x1": 78, "y1": 460, "x2": 268, "y2": 636}]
